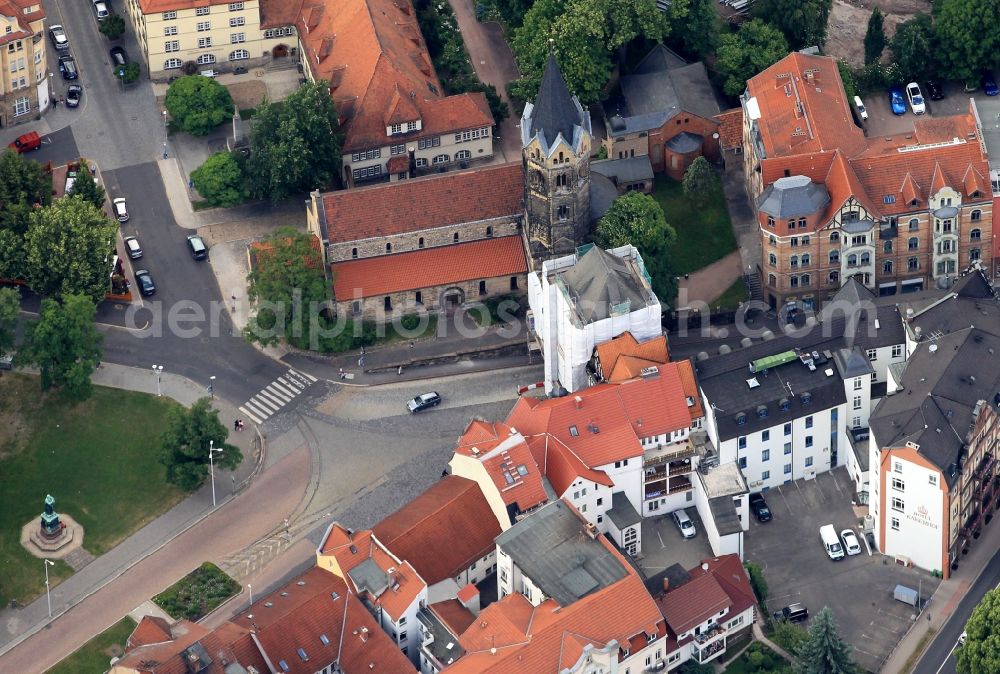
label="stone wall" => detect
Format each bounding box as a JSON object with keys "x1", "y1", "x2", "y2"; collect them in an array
[{"x1": 326, "y1": 217, "x2": 520, "y2": 262}]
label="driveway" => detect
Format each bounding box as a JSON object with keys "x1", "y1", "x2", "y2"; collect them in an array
[
  {"x1": 638, "y1": 508, "x2": 715, "y2": 577},
  {"x1": 745, "y1": 468, "x2": 939, "y2": 674}
]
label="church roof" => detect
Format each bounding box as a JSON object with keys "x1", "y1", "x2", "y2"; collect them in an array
[
  {"x1": 558, "y1": 247, "x2": 655, "y2": 323},
  {"x1": 530, "y1": 53, "x2": 581, "y2": 145}
]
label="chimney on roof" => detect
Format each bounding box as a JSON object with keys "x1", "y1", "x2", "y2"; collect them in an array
[
  {"x1": 360, "y1": 627, "x2": 369, "y2": 642},
  {"x1": 574, "y1": 395, "x2": 583, "y2": 409},
  {"x1": 459, "y1": 583, "x2": 481, "y2": 615},
  {"x1": 662, "y1": 577, "x2": 670, "y2": 593},
  {"x1": 585, "y1": 522, "x2": 599, "y2": 539}
]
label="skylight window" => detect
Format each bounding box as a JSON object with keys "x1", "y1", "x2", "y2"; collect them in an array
[
  {"x1": 516, "y1": 464, "x2": 528, "y2": 476},
  {"x1": 320, "y1": 634, "x2": 330, "y2": 645}
]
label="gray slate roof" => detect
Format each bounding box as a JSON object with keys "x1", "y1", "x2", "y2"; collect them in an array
[
  {"x1": 666, "y1": 132, "x2": 704, "y2": 153},
  {"x1": 559, "y1": 246, "x2": 654, "y2": 324},
  {"x1": 607, "y1": 491, "x2": 641, "y2": 530},
  {"x1": 493, "y1": 500, "x2": 627, "y2": 606},
  {"x1": 903, "y1": 269, "x2": 1000, "y2": 340},
  {"x1": 757, "y1": 176, "x2": 831, "y2": 219},
  {"x1": 529, "y1": 54, "x2": 581, "y2": 147},
  {"x1": 621, "y1": 62, "x2": 720, "y2": 122},
  {"x1": 590, "y1": 173, "x2": 618, "y2": 224},
  {"x1": 709, "y1": 496, "x2": 743, "y2": 536},
  {"x1": 833, "y1": 347, "x2": 875, "y2": 379},
  {"x1": 591, "y1": 156, "x2": 654, "y2": 185}
]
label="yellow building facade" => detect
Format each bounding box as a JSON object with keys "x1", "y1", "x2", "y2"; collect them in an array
[{"x1": 0, "y1": 0, "x2": 49, "y2": 127}]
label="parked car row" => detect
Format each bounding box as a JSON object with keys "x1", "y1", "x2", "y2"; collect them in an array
[{"x1": 820, "y1": 523, "x2": 862, "y2": 560}]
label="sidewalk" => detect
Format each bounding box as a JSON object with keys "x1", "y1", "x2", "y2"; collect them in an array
[
  {"x1": 880, "y1": 519, "x2": 1000, "y2": 673},
  {"x1": 677, "y1": 250, "x2": 744, "y2": 308},
  {"x1": 0, "y1": 364, "x2": 263, "y2": 660}
]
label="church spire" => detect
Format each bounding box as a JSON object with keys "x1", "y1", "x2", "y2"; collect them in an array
[{"x1": 529, "y1": 50, "x2": 580, "y2": 146}]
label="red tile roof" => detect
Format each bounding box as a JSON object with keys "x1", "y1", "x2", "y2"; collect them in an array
[
  {"x1": 525, "y1": 433, "x2": 613, "y2": 497},
  {"x1": 260, "y1": 0, "x2": 303, "y2": 28},
  {"x1": 127, "y1": 615, "x2": 173, "y2": 649},
  {"x1": 295, "y1": 0, "x2": 492, "y2": 153},
  {"x1": 715, "y1": 108, "x2": 744, "y2": 151},
  {"x1": 746, "y1": 53, "x2": 867, "y2": 160},
  {"x1": 675, "y1": 359, "x2": 705, "y2": 422},
  {"x1": 332, "y1": 235, "x2": 527, "y2": 299},
  {"x1": 454, "y1": 420, "x2": 550, "y2": 512},
  {"x1": 320, "y1": 162, "x2": 523, "y2": 243},
  {"x1": 230, "y1": 567, "x2": 416, "y2": 674},
  {"x1": 0, "y1": 0, "x2": 42, "y2": 46},
  {"x1": 595, "y1": 332, "x2": 669, "y2": 381},
  {"x1": 430, "y1": 599, "x2": 477, "y2": 637},
  {"x1": 116, "y1": 618, "x2": 269, "y2": 674},
  {"x1": 655, "y1": 555, "x2": 755, "y2": 640},
  {"x1": 372, "y1": 475, "x2": 502, "y2": 585}
]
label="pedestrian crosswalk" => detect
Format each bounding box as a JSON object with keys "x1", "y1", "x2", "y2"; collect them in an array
[{"x1": 238, "y1": 368, "x2": 317, "y2": 425}]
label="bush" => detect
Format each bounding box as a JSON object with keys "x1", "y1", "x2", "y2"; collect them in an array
[
  {"x1": 400, "y1": 313, "x2": 421, "y2": 331},
  {"x1": 118, "y1": 62, "x2": 141, "y2": 84},
  {"x1": 153, "y1": 562, "x2": 240, "y2": 621},
  {"x1": 770, "y1": 620, "x2": 808, "y2": 656},
  {"x1": 99, "y1": 14, "x2": 126, "y2": 40},
  {"x1": 190, "y1": 152, "x2": 247, "y2": 207},
  {"x1": 165, "y1": 76, "x2": 233, "y2": 136},
  {"x1": 744, "y1": 561, "x2": 768, "y2": 602}
]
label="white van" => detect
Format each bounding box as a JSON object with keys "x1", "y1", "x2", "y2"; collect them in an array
[
  {"x1": 820, "y1": 524, "x2": 845, "y2": 560},
  {"x1": 853, "y1": 95, "x2": 868, "y2": 121}
]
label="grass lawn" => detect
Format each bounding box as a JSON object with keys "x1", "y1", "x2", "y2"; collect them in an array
[
  {"x1": 709, "y1": 279, "x2": 749, "y2": 310},
  {"x1": 0, "y1": 373, "x2": 185, "y2": 606},
  {"x1": 154, "y1": 562, "x2": 240, "y2": 621},
  {"x1": 47, "y1": 616, "x2": 136, "y2": 674},
  {"x1": 723, "y1": 640, "x2": 793, "y2": 674},
  {"x1": 651, "y1": 174, "x2": 737, "y2": 275}
]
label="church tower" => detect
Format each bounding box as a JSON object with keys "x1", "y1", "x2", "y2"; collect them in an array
[{"x1": 521, "y1": 52, "x2": 592, "y2": 266}]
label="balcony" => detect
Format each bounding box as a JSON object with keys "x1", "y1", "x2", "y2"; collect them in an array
[
  {"x1": 974, "y1": 455, "x2": 996, "y2": 481},
  {"x1": 693, "y1": 626, "x2": 728, "y2": 664},
  {"x1": 643, "y1": 442, "x2": 696, "y2": 466},
  {"x1": 668, "y1": 475, "x2": 693, "y2": 494},
  {"x1": 692, "y1": 623, "x2": 727, "y2": 645}
]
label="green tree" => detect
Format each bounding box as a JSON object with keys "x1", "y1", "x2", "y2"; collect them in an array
[
  {"x1": 753, "y1": 0, "x2": 833, "y2": 50},
  {"x1": 165, "y1": 76, "x2": 233, "y2": 136},
  {"x1": 891, "y1": 14, "x2": 937, "y2": 82},
  {"x1": 837, "y1": 60, "x2": 858, "y2": 103},
  {"x1": 744, "y1": 561, "x2": 768, "y2": 601},
  {"x1": 23, "y1": 197, "x2": 120, "y2": 302},
  {"x1": 716, "y1": 19, "x2": 790, "y2": 97},
  {"x1": 245, "y1": 227, "x2": 329, "y2": 348},
  {"x1": 864, "y1": 8, "x2": 886, "y2": 65},
  {"x1": 934, "y1": 0, "x2": 1000, "y2": 85},
  {"x1": 676, "y1": 0, "x2": 719, "y2": 60},
  {"x1": 17, "y1": 294, "x2": 103, "y2": 400},
  {"x1": 795, "y1": 607, "x2": 857, "y2": 674},
  {"x1": 160, "y1": 398, "x2": 242, "y2": 491},
  {"x1": 597, "y1": 191, "x2": 678, "y2": 304},
  {"x1": 772, "y1": 620, "x2": 809, "y2": 655},
  {"x1": 957, "y1": 587, "x2": 1000, "y2": 674},
  {"x1": 244, "y1": 81, "x2": 342, "y2": 202},
  {"x1": 677, "y1": 661, "x2": 714, "y2": 674},
  {"x1": 67, "y1": 161, "x2": 107, "y2": 210},
  {"x1": 190, "y1": 152, "x2": 247, "y2": 207},
  {"x1": 0, "y1": 286, "x2": 19, "y2": 358},
  {"x1": 682, "y1": 157, "x2": 720, "y2": 200},
  {"x1": 99, "y1": 13, "x2": 126, "y2": 40},
  {"x1": 0, "y1": 148, "x2": 51, "y2": 234},
  {"x1": 494, "y1": 0, "x2": 535, "y2": 27},
  {"x1": 118, "y1": 61, "x2": 141, "y2": 84}
]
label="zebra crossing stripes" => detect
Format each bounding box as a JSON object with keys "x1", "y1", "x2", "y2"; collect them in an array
[{"x1": 239, "y1": 368, "x2": 318, "y2": 425}]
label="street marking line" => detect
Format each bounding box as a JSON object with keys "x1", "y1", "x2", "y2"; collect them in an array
[
  {"x1": 292, "y1": 368, "x2": 317, "y2": 383},
  {"x1": 238, "y1": 406, "x2": 264, "y2": 425},
  {"x1": 269, "y1": 381, "x2": 297, "y2": 398},
  {"x1": 277, "y1": 376, "x2": 304, "y2": 391},
  {"x1": 265, "y1": 384, "x2": 293, "y2": 402},
  {"x1": 242, "y1": 399, "x2": 271, "y2": 418},
  {"x1": 249, "y1": 395, "x2": 279, "y2": 413},
  {"x1": 257, "y1": 390, "x2": 287, "y2": 408},
  {"x1": 262, "y1": 385, "x2": 292, "y2": 403}
]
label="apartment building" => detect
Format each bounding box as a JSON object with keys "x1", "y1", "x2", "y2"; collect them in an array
[
  {"x1": 741, "y1": 52, "x2": 994, "y2": 310},
  {"x1": 869, "y1": 269, "x2": 1000, "y2": 579},
  {"x1": 0, "y1": 0, "x2": 48, "y2": 127}
]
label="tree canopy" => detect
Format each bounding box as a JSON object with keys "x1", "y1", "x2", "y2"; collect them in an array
[
  {"x1": 957, "y1": 588, "x2": 1000, "y2": 674},
  {"x1": 597, "y1": 191, "x2": 678, "y2": 305},
  {"x1": 99, "y1": 14, "x2": 126, "y2": 40},
  {"x1": 890, "y1": 14, "x2": 936, "y2": 82},
  {"x1": 753, "y1": 0, "x2": 833, "y2": 50},
  {"x1": 864, "y1": 8, "x2": 886, "y2": 65},
  {"x1": 191, "y1": 152, "x2": 247, "y2": 207},
  {"x1": 244, "y1": 81, "x2": 342, "y2": 202},
  {"x1": 17, "y1": 294, "x2": 103, "y2": 400},
  {"x1": 716, "y1": 19, "x2": 790, "y2": 97},
  {"x1": 682, "y1": 157, "x2": 720, "y2": 200},
  {"x1": 246, "y1": 227, "x2": 329, "y2": 349},
  {"x1": 23, "y1": 196, "x2": 120, "y2": 302},
  {"x1": 165, "y1": 75, "x2": 234, "y2": 136},
  {"x1": 795, "y1": 607, "x2": 857, "y2": 674},
  {"x1": 160, "y1": 397, "x2": 242, "y2": 492},
  {"x1": 0, "y1": 286, "x2": 19, "y2": 358},
  {"x1": 67, "y1": 161, "x2": 107, "y2": 210},
  {"x1": 675, "y1": 0, "x2": 719, "y2": 60},
  {"x1": 933, "y1": 0, "x2": 1000, "y2": 84},
  {"x1": 0, "y1": 149, "x2": 51, "y2": 281}
]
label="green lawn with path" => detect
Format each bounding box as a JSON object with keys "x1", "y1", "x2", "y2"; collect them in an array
[
  {"x1": 47, "y1": 616, "x2": 136, "y2": 674},
  {"x1": 0, "y1": 373, "x2": 185, "y2": 606},
  {"x1": 652, "y1": 174, "x2": 737, "y2": 275},
  {"x1": 709, "y1": 279, "x2": 749, "y2": 310}
]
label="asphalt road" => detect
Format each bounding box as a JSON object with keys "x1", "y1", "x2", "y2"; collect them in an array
[{"x1": 912, "y1": 547, "x2": 1000, "y2": 674}]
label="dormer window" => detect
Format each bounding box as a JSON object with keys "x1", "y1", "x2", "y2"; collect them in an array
[
  {"x1": 407, "y1": 120, "x2": 420, "y2": 132},
  {"x1": 390, "y1": 123, "x2": 402, "y2": 135}
]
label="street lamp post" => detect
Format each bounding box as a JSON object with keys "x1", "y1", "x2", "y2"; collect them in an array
[
  {"x1": 248, "y1": 583, "x2": 253, "y2": 606},
  {"x1": 209, "y1": 440, "x2": 223, "y2": 507},
  {"x1": 208, "y1": 375, "x2": 216, "y2": 400},
  {"x1": 44, "y1": 559, "x2": 55, "y2": 617},
  {"x1": 152, "y1": 365, "x2": 163, "y2": 396}
]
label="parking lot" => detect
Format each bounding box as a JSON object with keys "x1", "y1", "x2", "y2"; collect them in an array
[
  {"x1": 746, "y1": 467, "x2": 939, "y2": 673},
  {"x1": 638, "y1": 508, "x2": 715, "y2": 578},
  {"x1": 861, "y1": 80, "x2": 1000, "y2": 140}
]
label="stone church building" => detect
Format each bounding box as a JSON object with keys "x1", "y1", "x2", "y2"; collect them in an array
[{"x1": 307, "y1": 55, "x2": 618, "y2": 321}]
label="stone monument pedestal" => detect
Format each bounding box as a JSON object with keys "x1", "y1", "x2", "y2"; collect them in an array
[{"x1": 20, "y1": 514, "x2": 85, "y2": 560}]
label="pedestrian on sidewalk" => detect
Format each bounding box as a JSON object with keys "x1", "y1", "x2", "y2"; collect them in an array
[
  {"x1": 239, "y1": 419, "x2": 244, "y2": 431},
  {"x1": 409, "y1": 341, "x2": 414, "y2": 349},
  {"x1": 397, "y1": 365, "x2": 403, "y2": 375},
  {"x1": 234, "y1": 419, "x2": 240, "y2": 431},
  {"x1": 339, "y1": 367, "x2": 345, "y2": 380}
]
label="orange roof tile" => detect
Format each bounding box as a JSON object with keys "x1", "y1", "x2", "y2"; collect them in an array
[
  {"x1": 127, "y1": 615, "x2": 173, "y2": 649},
  {"x1": 0, "y1": 0, "x2": 41, "y2": 46},
  {"x1": 454, "y1": 420, "x2": 550, "y2": 512},
  {"x1": 260, "y1": 0, "x2": 303, "y2": 28},
  {"x1": 715, "y1": 108, "x2": 744, "y2": 151},
  {"x1": 295, "y1": 0, "x2": 492, "y2": 153},
  {"x1": 430, "y1": 599, "x2": 477, "y2": 637},
  {"x1": 116, "y1": 618, "x2": 269, "y2": 674},
  {"x1": 900, "y1": 172, "x2": 921, "y2": 206},
  {"x1": 525, "y1": 434, "x2": 613, "y2": 497},
  {"x1": 332, "y1": 235, "x2": 527, "y2": 299},
  {"x1": 746, "y1": 53, "x2": 867, "y2": 160},
  {"x1": 656, "y1": 572, "x2": 731, "y2": 634},
  {"x1": 320, "y1": 163, "x2": 523, "y2": 243},
  {"x1": 674, "y1": 359, "x2": 704, "y2": 422},
  {"x1": 457, "y1": 583, "x2": 479, "y2": 604},
  {"x1": 595, "y1": 331, "x2": 669, "y2": 380},
  {"x1": 372, "y1": 475, "x2": 502, "y2": 585}
]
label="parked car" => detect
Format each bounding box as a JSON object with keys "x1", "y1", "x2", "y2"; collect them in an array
[
  {"x1": 852, "y1": 95, "x2": 868, "y2": 121},
  {"x1": 110, "y1": 46, "x2": 128, "y2": 67},
  {"x1": 134, "y1": 269, "x2": 155, "y2": 296},
  {"x1": 58, "y1": 54, "x2": 78, "y2": 81},
  {"x1": 93, "y1": 1, "x2": 109, "y2": 20},
  {"x1": 840, "y1": 528, "x2": 862, "y2": 555},
  {"x1": 407, "y1": 391, "x2": 441, "y2": 412},
  {"x1": 925, "y1": 80, "x2": 944, "y2": 101},
  {"x1": 49, "y1": 24, "x2": 68, "y2": 51},
  {"x1": 123, "y1": 236, "x2": 142, "y2": 260},
  {"x1": 820, "y1": 524, "x2": 845, "y2": 560},
  {"x1": 8, "y1": 131, "x2": 41, "y2": 153},
  {"x1": 749, "y1": 493, "x2": 772, "y2": 522},
  {"x1": 186, "y1": 235, "x2": 208, "y2": 260},
  {"x1": 958, "y1": 631, "x2": 967, "y2": 646},
  {"x1": 65, "y1": 84, "x2": 83, "y2": 108},
  {"x1": 672, "y1": 508, "x2": 696, "y2": 539},
  {"x1": 982, "y1": 72, "x2": 999, "y2": 96},
  {"x1": 905, "y1": 82, "x2": 925, "y2": 114},
  {"x1": 888, "y1": 86, "x2": 906, "y2": 115},
  {"x1": 773, "y1": 603, "x2": 809, "y2": 624},
  {"x1": 112, "y1": 198, "x2": 130, "y2": 222}
]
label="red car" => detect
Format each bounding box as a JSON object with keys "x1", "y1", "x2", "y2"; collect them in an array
[{"x1": 8, "y1": 131, "x2": 41, "y2": 153}]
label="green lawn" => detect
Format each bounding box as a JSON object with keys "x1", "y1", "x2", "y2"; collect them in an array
[
  {"x1": 154, "y1": 562, "x2": 240, "y2": 621},
  {"x1": 723, "y1": 641, "x2": 793, "y2": 674},
  {"x1": 47, "y1": 616, "x2": 136, "y2": 674},
  {"x1": 652, "y1": 174, "x2": 737, "y2": 274},
  {"x1": 0, "y1": 374, "x2": 185, "y2": 606},
  {"x1": 710, "y1": 279, "x2": 749, "y2": 310}
]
